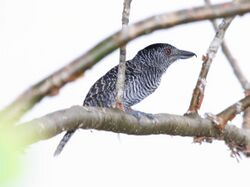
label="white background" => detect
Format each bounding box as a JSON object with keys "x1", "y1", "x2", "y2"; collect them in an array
[{"x1": 1, "y1": 0, "x2": 250, "y2": 187}]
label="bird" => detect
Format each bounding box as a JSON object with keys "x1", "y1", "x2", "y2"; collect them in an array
[{"x1": 54, "y1": 43, "x2": 196, "y2": 156}]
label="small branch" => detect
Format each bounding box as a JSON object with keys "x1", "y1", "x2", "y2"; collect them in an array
[
  {"x1": 221, "y1": 43, "x2": 250, "y2": 91},
  {"x1": 1, "y1": 1, "x2": 250, "y2": 125},
  {"x1": 187, "y1": 16, "x2": 234, "y2": 114},
  {"x1": 13, "y1": 105, "x2": 250, "y2": 155},
  {"x1": 115, "y1": 0, "x2": 132, "y2": 110},
  {"x1": 217, "y1": 95, "x2": 250, "y2": 129}
]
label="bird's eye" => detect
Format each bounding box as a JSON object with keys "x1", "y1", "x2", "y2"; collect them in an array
[{"x1": 165, "y1": 48, "x2": 172, "y2": 55}]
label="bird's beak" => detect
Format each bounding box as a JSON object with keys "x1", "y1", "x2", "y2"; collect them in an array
[{"x1": 178, "y1": 50, "x2": 197, "y2": 59}]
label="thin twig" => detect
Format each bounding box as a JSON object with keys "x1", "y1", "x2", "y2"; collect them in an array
[
  {"x1": 1, "y1": 1, "x2": 250, "y2": 125},
  {"x1": 187, "y1": 16, "x2": 235, "y2": 114},
  {"x1": 11, "y1": 104, "x2": 250, "y2": 156},
  {"x1": 221, "y1": 44, "x2": 250, "y2": 90},
  {"x1": 115, "y1": 0, "x2": 132, "y2": 110}
]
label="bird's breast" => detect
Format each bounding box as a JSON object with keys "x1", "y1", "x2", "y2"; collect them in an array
[{"x1": 123, "y1": 71, "x2": 161, "y2": 107}]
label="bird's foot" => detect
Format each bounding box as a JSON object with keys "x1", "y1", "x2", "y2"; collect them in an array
[{"x1": 127, "y1": 109, "x2": 155, "y2": 120}]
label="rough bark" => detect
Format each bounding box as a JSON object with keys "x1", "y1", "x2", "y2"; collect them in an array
[{"x1": 13, "y1": 105, "x2": 250, "y2": 156}]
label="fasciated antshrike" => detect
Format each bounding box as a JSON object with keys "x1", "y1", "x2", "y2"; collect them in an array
[{"x1": 54, "y1": 43, "x2": 196, "y2": 156}]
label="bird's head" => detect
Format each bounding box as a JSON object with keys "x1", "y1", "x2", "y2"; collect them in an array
[{"x1": 134, "y1": 43, "x2": 196, "y2": 71}]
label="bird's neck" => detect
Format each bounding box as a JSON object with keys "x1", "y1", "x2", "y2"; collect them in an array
[{"x1": 132, "y1": 55, "x2": 170, "y2": 74}]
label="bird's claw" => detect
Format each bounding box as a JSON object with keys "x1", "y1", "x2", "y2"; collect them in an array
[{"x1": 128, "y1": 110, "x2": 155, "y2": 120}]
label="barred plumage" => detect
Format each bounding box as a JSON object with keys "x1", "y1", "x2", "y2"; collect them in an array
[{"x1": 54, "y1": 43, "x2": 196, "y2": 156}]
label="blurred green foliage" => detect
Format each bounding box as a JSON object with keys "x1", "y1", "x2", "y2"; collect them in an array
[{"x1": 0, "y1": 131, "x2": 22, "y2": 187}]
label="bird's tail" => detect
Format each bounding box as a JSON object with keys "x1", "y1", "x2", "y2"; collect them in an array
[{"x1": 54, "y1": 130, "x2": 75, "y2": 156}]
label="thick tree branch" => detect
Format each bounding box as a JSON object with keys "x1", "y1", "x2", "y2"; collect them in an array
[
  {"x1": 115, "y1": 0, "x2": 132, "y2": 110},
  {"x1": 187, "y1": 16, "x2": 234, "y2": 114},
  {"x1": 1, "y1": 1, "x2": 250, "y2": 125},
  {"x1": 13, "y1": 105, "x2": 250, "y2": 156}
]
